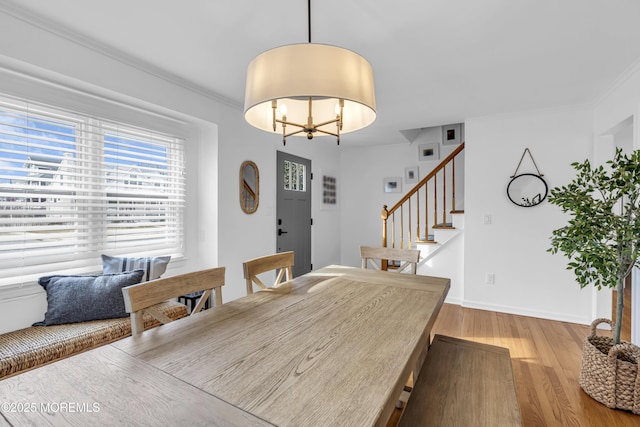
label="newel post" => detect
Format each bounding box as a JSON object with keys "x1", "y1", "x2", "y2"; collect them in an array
[
  {"x1": 381, "y1": 205, "x2": 389, "y2": 270},
  {"x1": 380, "y1": 205, "x2": 389, "y2": 248},
  {"x1": 381, "y1": 205, "x2": 389, "y2": 248}
]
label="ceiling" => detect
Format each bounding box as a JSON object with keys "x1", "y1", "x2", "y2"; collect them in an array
[{"x1": 3, "y1": 0, "x2": 640, "y2": 146}]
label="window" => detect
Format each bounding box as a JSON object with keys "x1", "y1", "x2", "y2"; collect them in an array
[
  {"x1": 0, "y1": 95, "x2": 186, "y2": 287},
  {"x1": 283, "y1": 160, "x2": 306, "y2": 191}
]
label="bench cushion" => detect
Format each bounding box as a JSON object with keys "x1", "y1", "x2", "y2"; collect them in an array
[{"x1": 0, "y1": 300, "x2": 187, "y2": 379}]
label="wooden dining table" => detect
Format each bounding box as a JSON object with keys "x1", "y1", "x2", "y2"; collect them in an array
[{"x1": 0, "y1": 265, "x2": 449, "y2": 427}]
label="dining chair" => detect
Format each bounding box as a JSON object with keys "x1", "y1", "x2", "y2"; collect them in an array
[
  {"x1": 243, "y1": 251, "x2": 294, "y2": 294},
  {"x1": 360, "y1": 245, "x2": 421, "y2": 409},
  {"x1": 122, "y1": 267, "x2": 225, "y2": 336},
  {"x1": 360, "y1": 246, "x2": 421, "y2": 274}
]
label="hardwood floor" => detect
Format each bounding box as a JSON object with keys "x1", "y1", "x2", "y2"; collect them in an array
[{"x1": 387, "y1": 304, "x2": 639, "y2": 427}]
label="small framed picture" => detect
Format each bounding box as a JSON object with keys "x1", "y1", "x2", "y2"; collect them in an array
[
  {"x1": 320, "y1": 171, "x2": 337, "y2": 209},
  {"x1": 383, "y1": 177, "x2": 402, "y2": 193},
  {"x1": 418, "y1": 143, "x2": 440, "y2": 161},
  {"x1": 405, "y1": 166, "x2": 419, "y2": 184},
  {"x1": 442, "y1": 124, "x2": 461, "y2": 145}
]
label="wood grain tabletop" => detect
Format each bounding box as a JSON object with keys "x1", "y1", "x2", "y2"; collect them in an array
[
  {"x1": 1, "y1": 265, "x2": 449, "y2": 427},
  {"x1": 115, "y1": 265, "x2": 450, "y2": 426},
  {"x1": 0, "y1": 344, "x2": 273, "y2": 426}
]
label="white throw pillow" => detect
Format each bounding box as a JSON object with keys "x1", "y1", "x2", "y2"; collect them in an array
[{"x1": 101, "y1": 255, "x2": 170, "y2": 282}]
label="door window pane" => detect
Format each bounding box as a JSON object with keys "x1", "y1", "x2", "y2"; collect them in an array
[
  {"x1": 298, "y1": 164, "x2": 305, "y2": 191},
  {"x1": 282, "y1": 160, "x2": 307, "y2": 192},
  {"x1": 284, "y1": 160, "x2": 290, "y2": 190}
]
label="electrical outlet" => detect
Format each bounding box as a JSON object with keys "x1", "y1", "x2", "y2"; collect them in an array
[
  {"x1": 483, "y1": 214, "x2": 492, "y2": 224},
  {"x1": 486, "y1": 273, "x2": 495, "y2": 285}
]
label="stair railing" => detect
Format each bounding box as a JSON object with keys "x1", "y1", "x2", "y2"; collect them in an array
[{"x1": 382, "y1": 142, "x2": 465, "y2": 252}]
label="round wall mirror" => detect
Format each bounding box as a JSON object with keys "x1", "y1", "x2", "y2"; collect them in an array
[
  {"x1": 507, "y1": 173, "x2": 548, "y2": 207},
  {"x1": 240, "y1": 160, "x2": 259, "y2": 214}
]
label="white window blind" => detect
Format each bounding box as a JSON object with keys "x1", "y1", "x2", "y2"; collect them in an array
[{"x1": 0, "y1": 95, "x2": 186, "y2": 287}]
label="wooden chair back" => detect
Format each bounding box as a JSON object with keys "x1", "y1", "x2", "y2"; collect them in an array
[
  {"x1": 243, "y1": 251, "x2": 294, "y2": 294},
  {"x1": 122, "y1": 267, "x2": 225, "y2": 336},
  {"x1": 360, "y1": 246, "x2": 420, "y2": 274}
]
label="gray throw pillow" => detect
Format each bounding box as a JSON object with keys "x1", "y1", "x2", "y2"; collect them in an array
[
  {"x1": 34, "y1": 270, "x2": 145, "y2": 326},
  {"x1": 101, "y1": 254, "x2": 170, "y2": 282}
]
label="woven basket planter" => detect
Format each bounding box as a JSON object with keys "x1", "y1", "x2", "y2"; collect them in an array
[{"x1": 579, "y1": 318, "x2": 640, "y2": 414}]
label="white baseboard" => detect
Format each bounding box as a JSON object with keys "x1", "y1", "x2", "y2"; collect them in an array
[{"x1": 445, "y1": 299, "x2": 591, "y2": 325}]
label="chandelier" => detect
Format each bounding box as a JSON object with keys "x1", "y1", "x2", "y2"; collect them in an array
[{"x1": 243, "y1": 0, "x2": 376, "y2": 145}]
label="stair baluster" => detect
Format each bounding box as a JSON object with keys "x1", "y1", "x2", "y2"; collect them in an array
[{"x1": 381, "y1": 142, "x2": 465, "y2": 250}]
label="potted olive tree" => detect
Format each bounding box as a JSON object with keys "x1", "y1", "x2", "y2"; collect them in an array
[{"x1": 548, "y1": 148, "x2": 640, "y2": 414}]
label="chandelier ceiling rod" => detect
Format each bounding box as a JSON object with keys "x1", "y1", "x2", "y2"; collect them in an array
[{"x1": 308, "y1": 0, "x2": 311, "y2": 43}]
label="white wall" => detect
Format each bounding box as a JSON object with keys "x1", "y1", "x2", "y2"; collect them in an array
[
  {"x1": 416, "y1": 218, "x2": 465, "y2": 305},
  {"x1": 340, "y1": 110, "x2": 597, "y2": 324},
  {"x1": 593, "y1": 59, "x2": 640, "y2": 343},
  {"x1": 338, "y1": 61, "x2": 640, "y2": 331},
  {"x1": 340, "y1": 127, "x2": 462, "y2": 268},
  {"x1": 217, "y1": 130, "x2": 343, "y2": 302},
  {"x1": 464, "y1": 107, "x2": 594, "y2": 323},
  {"x1": 0, "y1": 9, "x2": 343, "y2": 332}
]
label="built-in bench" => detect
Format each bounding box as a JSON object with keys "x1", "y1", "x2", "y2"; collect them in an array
[
  {"x1": 0, "y1": 300, "x2": 187, "y2": 379},
  {"x1": 398, "y1": 334, "x2": 522, "y2": 426}
]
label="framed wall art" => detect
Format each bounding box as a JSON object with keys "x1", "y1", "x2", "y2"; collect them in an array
[
  {"x1": 320, "y1": 171, "x2": 337, "y2": 209},
  {"x1": 383, "y1": 177, "x2": 402, "y2": 193},
  {"x1": 442, "y1": 124, "x2": 461, "y2": 145},
  {"x1": 405, "y1": 166, "x2": 419, "y2": 184},
  {"x1": 418, "y1": 143, "x2": 440, "y2": 161}
]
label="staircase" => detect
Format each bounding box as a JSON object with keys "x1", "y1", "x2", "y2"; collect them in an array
[
  {"x1": 380, "y1": 143, "x2": 465, "y2": 295},
  {"x1": 416, "y1": 210, "x2": 464, "y2": 266}
]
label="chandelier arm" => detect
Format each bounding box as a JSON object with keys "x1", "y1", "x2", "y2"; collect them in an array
[
  {"x1": 315, "y1": 117, "x2": 340, "y2": 128},
  {"x1": 283, "y1": 128, "x2": 307, "y2": 138},
  {"x1": 275, "y1": 118, "x2": 307, "y2": 130},
  {"x1": 314, "y1": 128, "x2": 340, "y2": 138}
]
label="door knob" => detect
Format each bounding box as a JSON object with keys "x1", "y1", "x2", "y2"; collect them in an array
[{"x1": 278, "y1": 228, "x2": 288, "y2": 236}]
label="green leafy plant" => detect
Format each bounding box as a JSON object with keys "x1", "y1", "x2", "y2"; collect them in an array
[{"x1": 548, "y1": 148, "x2": 640, "y2": 345}]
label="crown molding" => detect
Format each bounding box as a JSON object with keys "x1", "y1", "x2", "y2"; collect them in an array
[{"x1": 0, "y1": 1, "x2": 242, "y2": 110}]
